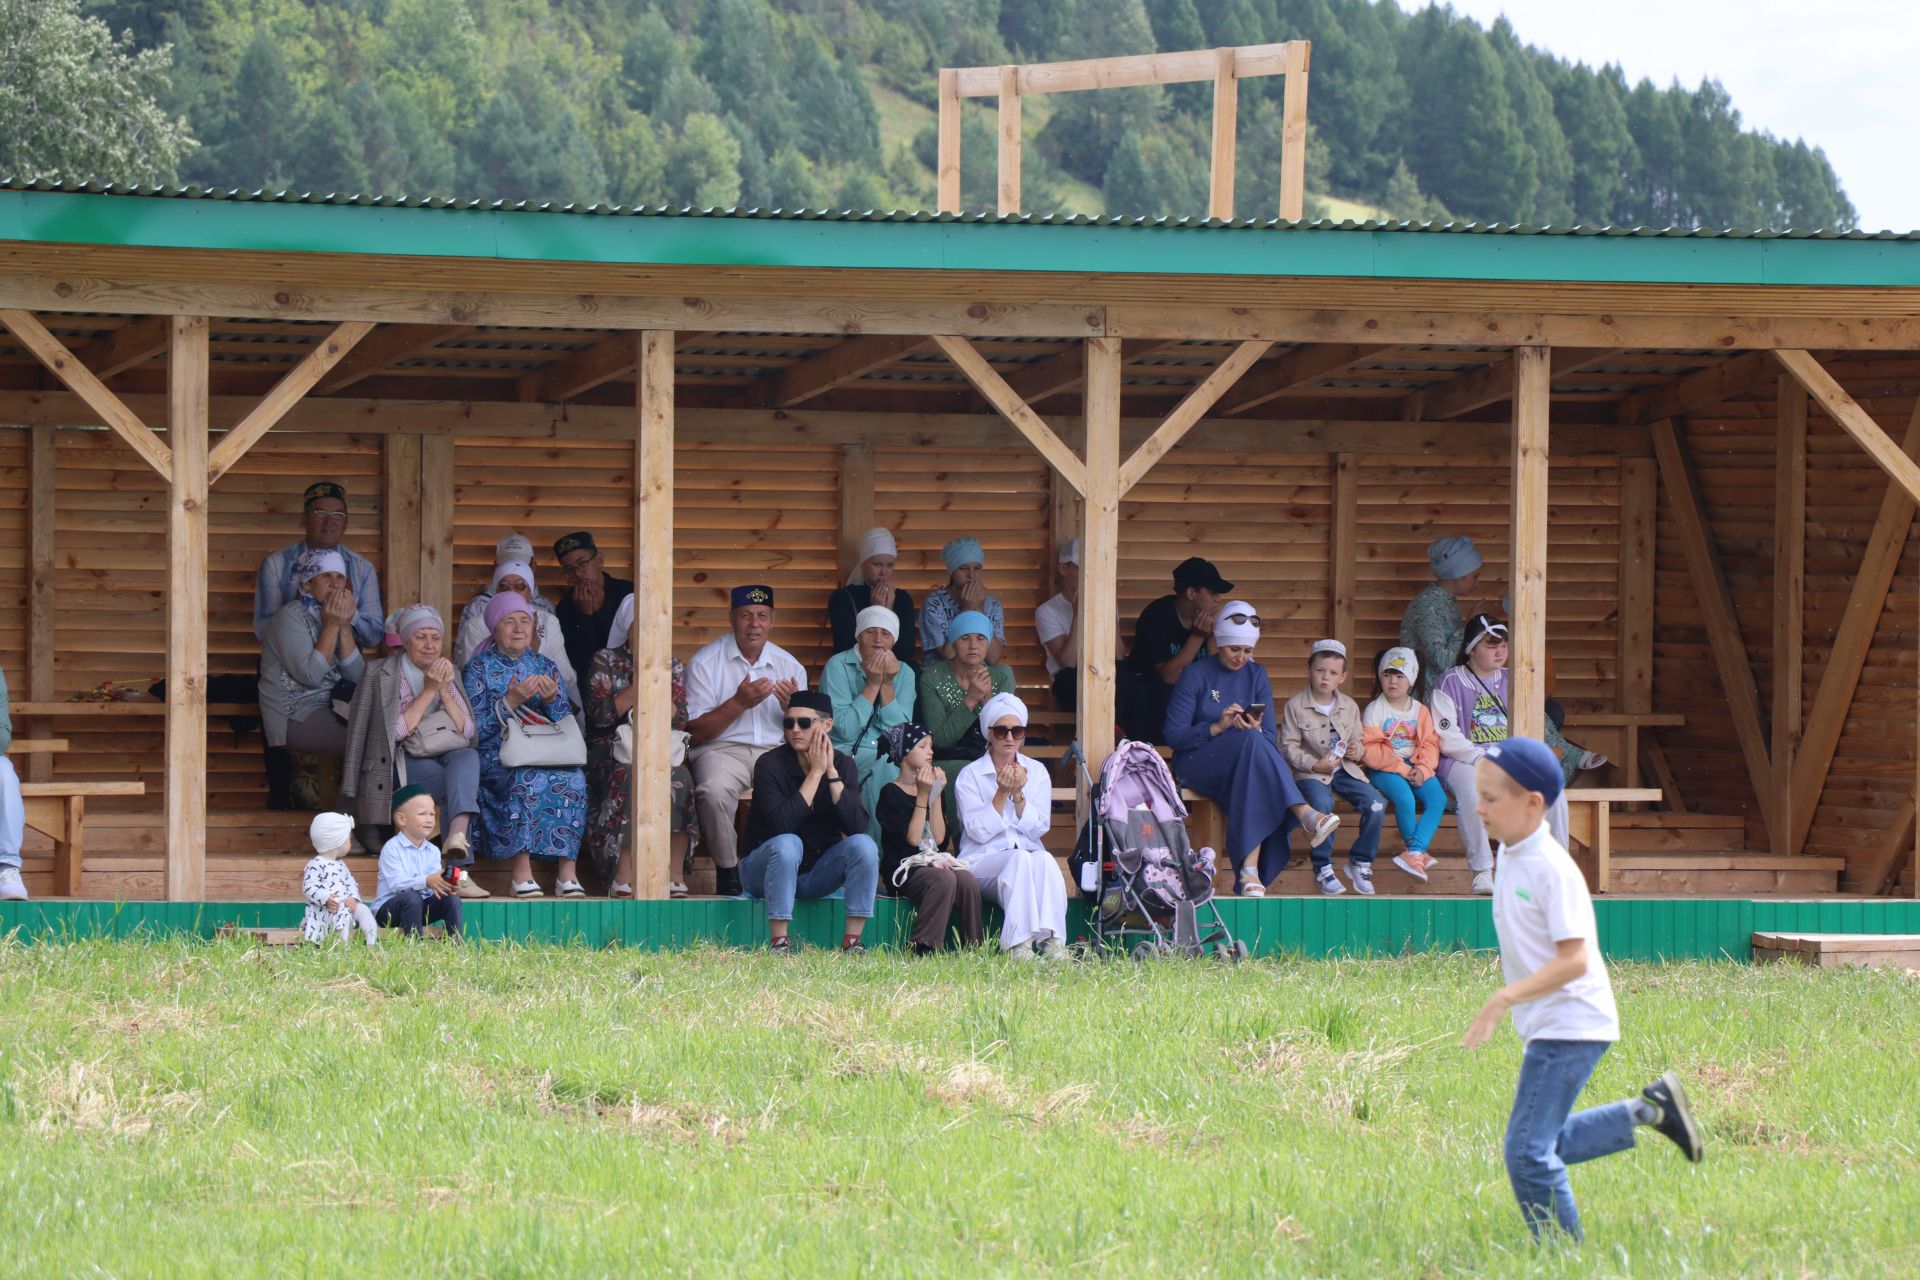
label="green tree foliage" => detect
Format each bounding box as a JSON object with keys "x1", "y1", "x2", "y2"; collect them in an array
[
  {"x1": 2, "y1": 0, "x2": 195, "y2": 184},
  {"x1": 56, "y1": 0, "x2": 1858, "y2": 231}
]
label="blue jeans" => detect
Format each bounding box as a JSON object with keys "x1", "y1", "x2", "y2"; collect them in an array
[
  {"x1": 0, "y1": 758, "x2": 23, "y2": 870},
  {"x1": 1505, "y1": 1039, "x2": 1637, "y2": 1240},
  {"x1": 739, "y1": 833, "x2": 879, "y2": 922},
  {"x1": 1295, "y1": 771, "x2": 1385, "y2": 866},
  {"x1": 1367, "y1": 769, "x2": 1448, "y2": 854}
]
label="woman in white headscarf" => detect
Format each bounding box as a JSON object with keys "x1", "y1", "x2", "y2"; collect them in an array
[
  {"x1": 822, "y1": 604, "x2": 918, "y2": 842},
  {"x1": 827, "y1": 526, "x2": 918, "y2": 666},
  {"x1": 258, "y1": 547, "x2": 366, "y2": 757},
  {"x1": 455, "y1": 557, "x2": 579, "y2": 705},
  {"x1": 954, "y1": 692, "x2": 1069, "y2": 959}
]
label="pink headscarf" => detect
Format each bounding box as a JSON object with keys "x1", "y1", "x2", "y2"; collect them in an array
[{"x1": 475, "y1": 592, "x2": 534, "y2": 658}]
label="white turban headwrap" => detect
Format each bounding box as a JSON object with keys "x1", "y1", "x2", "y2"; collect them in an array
[
  {"x1": 607, "y1": 594, "x2": 636, "y2": 649},
  {"x1": 1212, "y1": 599, "x2": 1261, "y2": 648},
  {"x1": 309, "y1": 811, "x2": 354, "y2": 855},
  {"x1": 853, "y1": 604, "x2": 899, "y2": 640},
  {"x1": 978, "y1": 691, "x2": 1029, "y2": 741},
  {"x1": 489, "y1": 561, "x2": 535, "y2": 595},
  {"x1": 846, "y1": 527, "x2": 899, "y2": 585}
]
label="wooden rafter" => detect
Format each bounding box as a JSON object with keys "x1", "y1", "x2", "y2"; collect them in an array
[
  {"x1": 1775, "y1": 348, "x2": 1920, "y2": 504},
  {"x1": 757, "y1": 334, "x2": 932, "y2": 409},
  {"x1": 1215, "y1": 342, "x2": 1391, "y2": 416},
  {"x1": 0, "y1": 308, "x2": 173, "y2": 479},
  {"x1": 1117, "y1": 340, "x2": 1272, "y2": 494},
  {"x1": 1619, "y1": 350, "x2": 1774, "y2": 425},
  {"x1": 208, "y1": 320, "x2": 375, "y2": 483},
  {"x1": 313, "y1": 323, "x2": 465, "y2": 396},
  {"x1": 73, "y1": 315, "x2": 171, "y2": 380},
  {"x1": 1649, "y1": 416, "x2": 1780, "y2": 852},
  {"x1": 1003, "y1": 338, "x2": 1182, "y2": 406},
  {"x1": 933, "y1": 334, "x2": 1086, "y2": 493},
  {"x1": 524, "y1": 329, "x2": 714, "y2": 404},
  {"x1": 1418, "y1": 347, "x2": 1618, "y2": 421},
  {"x1": 1862, "y1": 797, "x2": 1916, "y2": 895}
]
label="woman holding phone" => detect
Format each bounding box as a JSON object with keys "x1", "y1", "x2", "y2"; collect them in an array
[{"x1": 1162, "y1": 601, "x2": 1339, "y2": 897}]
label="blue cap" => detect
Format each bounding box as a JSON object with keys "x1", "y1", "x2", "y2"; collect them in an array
[
  {"x1": 1483, "y1": 737, "x2": 1563, "y2": 807},
  {"x1": 730, "y1": 584, "x2": 775, "y2": 610}
]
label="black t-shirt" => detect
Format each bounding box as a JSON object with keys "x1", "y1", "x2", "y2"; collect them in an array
[
  {"x1": 875, "y1": 781, "x2": 928, "y2": 891},
  {"x1": 556, "y1": 573, "x2": 633, "y2": 683},
  {"x1": 827, "y1": 583, "x2": 918, "y2": 666},
  {"x1": 1125, "y1": 594, "x2": 1204, "y2": 744}
]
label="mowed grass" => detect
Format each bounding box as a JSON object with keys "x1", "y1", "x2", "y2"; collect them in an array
[{"x1": 1, "y1": 940, "x2": 1917, "y2": 1278}]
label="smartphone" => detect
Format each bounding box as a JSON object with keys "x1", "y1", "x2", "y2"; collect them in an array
[{"x1": 1243, "y1": 703, "x2": 1266, "y2": 718}]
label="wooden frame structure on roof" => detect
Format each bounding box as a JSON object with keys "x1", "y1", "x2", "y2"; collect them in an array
[{"x1": 3, "y1": 188, "x2": 1920, "y2": 904}]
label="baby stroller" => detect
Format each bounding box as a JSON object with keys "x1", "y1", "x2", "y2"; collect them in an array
[{"x1": 1072, "y1": 740, "x2": 1248, "y2": 962}]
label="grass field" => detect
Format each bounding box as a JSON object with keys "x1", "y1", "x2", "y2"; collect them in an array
[{"x1": 3, "y1": 940, "x2": 1916, "y2": 1278}]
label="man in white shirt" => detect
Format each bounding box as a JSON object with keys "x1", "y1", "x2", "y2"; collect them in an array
[
  {"x1": 1461, "y1": 737, "x2": 1703, "y2": 1242},
  {"x1": 684, "y1": 585, "x2": 806, "y2": 896},
  {"x1": 1034, "y1": 539, "x2": 1080, "y2": 712}
]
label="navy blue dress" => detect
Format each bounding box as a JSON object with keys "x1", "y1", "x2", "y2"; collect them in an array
[{"x1": 1164, "y1": 655, "x2": 1309, "y2": 882}]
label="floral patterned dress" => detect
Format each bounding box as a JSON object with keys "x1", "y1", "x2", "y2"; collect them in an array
[
  {"x1": 584, "y1": 648, "x2": 695, "y2": 877},
  {"x1": 462, "y1": 646, "x2": 588, "y2": 862}
]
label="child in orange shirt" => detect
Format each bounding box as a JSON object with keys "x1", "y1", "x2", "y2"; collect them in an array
[{"x1": 1362, "y1": 647, "x2": 1446, "y2": 882}]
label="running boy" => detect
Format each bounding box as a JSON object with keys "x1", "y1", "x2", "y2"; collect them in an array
[
  {"x1": 1361, "y1": 647, "x2": 1446, "y2": 882},
  {"x1": 1461, "y1": 737, "x2": 1702, "y2": 1241},
  {"x1": 1280, "y1": 640, "x2": 1386, "y2": 895}
]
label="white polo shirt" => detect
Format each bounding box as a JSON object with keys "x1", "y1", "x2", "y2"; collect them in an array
[
  {"x1": 1490, "y1": 821, "x2": 1620, "y2": 1045},
  {"x1": 683, "y1": 634, "x2": 808, "y2": 749}
]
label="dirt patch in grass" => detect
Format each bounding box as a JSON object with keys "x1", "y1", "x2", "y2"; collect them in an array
[
  {"x1": 530, "y1": 1071, "x2": 750, "y2": 1144},
  {"x1": 27, "y1": 1062, "x2": 204, "y2": 1140}
]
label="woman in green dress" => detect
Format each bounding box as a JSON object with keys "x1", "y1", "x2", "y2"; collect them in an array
[{"x1": 917, "y1": 611, "x2": 1014, "y2": 823}]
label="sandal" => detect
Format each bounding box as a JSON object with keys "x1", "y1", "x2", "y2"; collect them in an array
[
  {"x1": 609, "y1": 882, "x2": 634, "y2": 899},
  {"x1": 1236, "y1": 867, "x2": 1266, "y2": 898},
  {"x1": 1308, "y1": 811, "x2": 1341, "y2": 844}
]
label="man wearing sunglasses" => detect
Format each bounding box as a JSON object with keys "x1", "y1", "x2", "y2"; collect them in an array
[{"x1": 739, "y1": 690, "x2": 879, "y2": 955}]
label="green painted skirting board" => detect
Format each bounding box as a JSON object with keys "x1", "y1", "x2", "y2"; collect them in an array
[{"x1": 4, "y1": 898, "x2": 1918, "y2": 960}]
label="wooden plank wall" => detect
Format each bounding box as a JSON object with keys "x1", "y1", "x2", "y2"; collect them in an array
[{"x1": 0, "y1": 430, "x2": 24, "y2": 693}]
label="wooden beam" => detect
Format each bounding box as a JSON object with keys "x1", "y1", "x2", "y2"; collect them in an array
[
  {"x1": 1117, "y1": 340, "x2": 1271, "y2": 494},
  {"x1": 524, "y1": 329, "x2": 714, "y2": 404},
  {"x1": 1216, "y1": 342, "x2": 1389, "y2": 416},
  {"x1": 937, "y1": 67, "x2": 962, "y2": 213},
  {"x1": 166, "y1": 316, "x2": 208, "y2": 902},
  {"x1": 1649, "y1": 417, "x2": 1779, "y2": 852},
  {"x1": 1775, "y1": 348, "x2": 1920, "y2": 505},
  {"x1": 997, "y1": 65, "x2": 1021, "y2": 217},
  {"x1": 418, "y1": 433, "x2": 455, "y2": 616},
  {"x1": 1080, "y1": 336, "x2": 1122, "y2": 772},
  {"x1": 632, "y1": 330, "x2": 676, "y2": 900},
  {"x1": 1620, "y1": 350, "x2": 1775, "y2": 425},
  {"x1": 1772, "y1": 376, "x2": 1806, "y2": 855},
  {"x1": 1278, "y1": 41, "x2": 1310, "y2": 221},
  {"x1": 1005, "y1": 339, "x2": 1191, "y2": 406},
  {"x1": 1616, "y1": 458, "x2": 1655, "y2": 718},
  {"x1": 932, "y1": 334, "x2": 1087, "y2": 494},
  {"x1": 207, "y1": 320, "x2": 374, "y2": 483},
  {"x1": 1508, "y1": 346, "x2": 1549, "y2": 739},
  {"x1": 837, "y1": 443, "x2": 875, "y2": 583},
  {"x1": 1208, "y1": 48, "x2": 1238, "y2": 220},
  {"x1": 1421, "y1": 347, "x2": 1619, "y2": 421},
  {"x1": 72, "y1": 314, "x2": 170, "y2": 380},
  {"x1": 953, "y1": 42, "x2": 1300, "y2": 97},
  {"x1": 382, "y1": 434, "x2": 424, "y2": 611},
  {"x1": 313, "y1": 323, "x2": 464, "y2": 396},
  {"x1": 1784, "y1": 397, "x2": 1920, "y2": 854},
  {"x1": 760, "y1": 334, "x2": 931, "y2": 409},
  {"x1": 26, "y1": 424, "x2": 56, "y2": 782},
  {"x1": 0, "y1": 308, "x2": 172, "y2": 479},
  {"x1": 1330, "y1": 452, "x2": 1357, "y2": 649},
  {"x1": 1861, "y1": 797, "x2": 1916, "y2": 896}
]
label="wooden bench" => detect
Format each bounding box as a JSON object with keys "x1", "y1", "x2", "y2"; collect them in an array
[
  {"x1": 1752, "y1": 932, "x2": 1920, "y2": 970},
  {"x1": 19, "y1": 780, "x2": 149, "y2": 896},
  {"x1": 1560, "y1": 713, "x2": 1686, "y2": 809}
]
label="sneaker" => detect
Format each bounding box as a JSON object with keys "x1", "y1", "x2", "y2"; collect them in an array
[
  {"x1": 1236, "y1": 867, "x2": 1266, "y2": 898},
  {"x1": 1346, "y1": 860, "x2": 1375, "y2": 896},
  {"x1": 1392, "y1": 850, "x2": 1431, "y2": 883},
  {"x1": 556, "y1": 880, "x2": 587, "y2": 898},
  {"x1": 1004, "y1": 939, "x2": 1036, "y2": 960},
  {"x1": 1315, "y1": 865, "x2": 1346, "y2": 896},
  {"x1": 669, "y1": 881, "x2": 689, "y2": 899},
  {"x1": 841, "y1": 939, "x2": 867, "y2": 957},
  {"x1": 1578, "y1": 750, "x2": 1610, "y2": 771},
  {"x1": 609, "y1": 882, "x2": 634, "y2": 899},
  {"x1": 1470, "y1": 870, "x2": 1494, "y2": 895},
  {"x1": 1039, "y1": 936, "x2": 1072, "y2": 963},
  {"x1": 769, "y1": 936, "x2": 795, "y2": 956},
  {"x1": 512, "y1": 880, "x2": 544, "y2": 898},
  {"x1": 1642, "y1": 1071, "x2": 1705, "y2": 1163},
  {"x1": 442, "y1": 832, "x2": 471, "y2": 860},
  {"x1": 454, "y1": 876, "x2": 491, "y2": 900},
  {"x1": 714, "y1": 866, "x2": 742, "y2": 897},
  {"x1": 0, "y1": 866, "x2": 26, "y2": 902}
]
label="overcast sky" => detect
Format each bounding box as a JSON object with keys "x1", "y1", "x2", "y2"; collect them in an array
[{"x1": 1425, "y1": 0, "x2": 1919, "y2": 230}]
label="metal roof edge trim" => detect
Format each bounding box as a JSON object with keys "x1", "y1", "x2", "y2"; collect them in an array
[{"x1": 3, "y1": 186, "x2": 1919, "y2": 288}]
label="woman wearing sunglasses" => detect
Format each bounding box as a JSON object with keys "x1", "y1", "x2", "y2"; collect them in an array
[
  {"x1": 1163, "y1": 602, "x2": 1340, "y2": 897},
  {"x1": 954, "y1": 693, "x2": 1069, "y2": 960}
]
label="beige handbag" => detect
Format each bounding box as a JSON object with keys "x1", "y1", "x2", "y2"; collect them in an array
[
  {"x1": 402, "y1": 706, "x2": 470, "y2": 758},
  {"x1": 497, "y1": 703, "x2": 587, "y2": 769},
  {"x1": 615, "y1": 724, "x2": 690, "y2": 768}
]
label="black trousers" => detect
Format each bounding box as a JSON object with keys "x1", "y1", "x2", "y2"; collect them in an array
[
  {"x1": 374, "y1": 891, "x2": 464, "y2": 938},
  {"x1": 1050, "y1": 667, "x2": 1077, "y2": 713},
  {"x1": 898, "y1": 865, "x2": 985, "y2": 952}
]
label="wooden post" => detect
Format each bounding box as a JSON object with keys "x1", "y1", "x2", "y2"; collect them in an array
[
  {"x1": 1617, "y1": 457, "x2": 1655, "y2": 793},
  {"x1": 418, "y1": 435, "x2": 454, "y2": 615},
  {"x1": 1080, "y1": 338, "x2": 1123, "y2": 773},
  {"x1": 1329, "y1": 452, "x2": 1357, "y2": 654},
  {"x1": 1509, "y1": 346, "x2": 1549, "y2": 739},
  {"x1": 837, "y1": 443, "x2": 875, "y2": 583},
  {"x1": 631, "y1": 331, "x2": 676, "y2": 900},
  {"x1": 1208, "y1": 47, "x2": 1238, "y2": 220},
  {"x1": 166, "y1": 316, "x2": 209, "y2": 902},
  {"x1": 1278, "y1": 41, "x2": 1311, "y2": 221},
  {"x1": 1049, "y1": 469, "x2": 1082, "y2": 603},
  {"x1": 996, "y1": 65, "x2": 1021, "y2": 217},
  {"x1": 383, "y1": 434, "x2": 424, "y2": 611},
  {"x1": 27, "y1": 424, "x2": 56, "y2": 783},
  {"x1": 937, "y1": 68, "x2": 962, "y2": 214},
  {"x1": 1773, "y1": 376, "x2": 1806, "y2": 855}
]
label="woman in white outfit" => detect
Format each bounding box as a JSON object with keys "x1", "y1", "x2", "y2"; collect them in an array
[{"x1": 955, "y1": 692, "x2": 1069, "y2": 960}]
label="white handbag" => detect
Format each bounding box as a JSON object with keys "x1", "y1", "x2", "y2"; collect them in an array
[
  {"x1": 496, "y1": 702, "x2": 586, "y2": 769},
  {"x1": 615, "y1": 724, "x2": 690, "y2": 768}
]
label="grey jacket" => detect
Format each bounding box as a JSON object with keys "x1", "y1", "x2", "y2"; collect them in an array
[{"x1": 257, "y1": 603, "x2": 365, "y2": 747}]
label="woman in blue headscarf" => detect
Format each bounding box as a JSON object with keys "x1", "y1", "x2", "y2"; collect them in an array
[
  {"x1": 918, "y1": 536, "x2": 1006, "y2": 665},
  {"x1": 919, "y1": 610, "x2": 1014, "y2": 820}
]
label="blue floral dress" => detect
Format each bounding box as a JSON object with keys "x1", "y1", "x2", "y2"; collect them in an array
[{"x1": 463, "y1": 646, "x2": 588, "y2": 862}]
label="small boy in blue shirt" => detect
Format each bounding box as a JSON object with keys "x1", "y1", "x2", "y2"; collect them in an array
[{"x1": 372, "y1": 784, "x2": 463, "y2": 938}]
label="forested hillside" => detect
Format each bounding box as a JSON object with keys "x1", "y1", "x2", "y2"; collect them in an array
[{"x1": 66, "y1": 0, "x2": 1856, "y2": 228}]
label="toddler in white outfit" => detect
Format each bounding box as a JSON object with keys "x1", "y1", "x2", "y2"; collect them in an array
[{"x1": 302, "y1": 812, "x2": 378, "y2": 945}]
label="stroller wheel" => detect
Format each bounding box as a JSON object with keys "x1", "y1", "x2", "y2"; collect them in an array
[
  {"x1": 1230, "y1": 940, "x2": 1250, "y2": 962},
  {"x1": 1213, "y1": 940, "x2": 1250, "y2": 963},
  {"x1": 1129, "y1": 941, "x2": 1158, "y2": 962}
]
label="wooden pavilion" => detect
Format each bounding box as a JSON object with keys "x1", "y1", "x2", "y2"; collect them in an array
[{"x1": 3, "y1": 180, "x2": 1920, "y2": 906}]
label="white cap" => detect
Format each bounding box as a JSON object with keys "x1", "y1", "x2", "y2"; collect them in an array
[
  {"x1": 1308, "y1": 639, "x2": 1348, "y2": 660},
  {"x1": 1058, "y1": 538, "x2": 1080, "y2": 566}
]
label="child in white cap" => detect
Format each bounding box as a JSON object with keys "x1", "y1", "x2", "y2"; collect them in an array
[
  {"x1": 1361, "y1": 647, "x2": 1447, "y2": 882},
  {"x1": 301, "y1": 812, "x2": 377, "y2": 945},
  {"x1": 1280, "y1": 639, "x2": 1387, "y2": 895}
]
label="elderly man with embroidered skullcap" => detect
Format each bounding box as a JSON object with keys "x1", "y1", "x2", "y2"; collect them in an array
[
  {"x1": 828, "y1": 526, "x2": 919, "y2": 667},
  {"x1": 552, "y1": 531, "x2": 634, "y2": 683},
  {"x1": 684, "y1": 585, "x2": 808, "y2": 897},
  {"x1": 254, "y1": 481, "x2": 385, "y2": 647},
  {"x1": 919, "y1": 536, "x2": 1006, "y2": 666}
]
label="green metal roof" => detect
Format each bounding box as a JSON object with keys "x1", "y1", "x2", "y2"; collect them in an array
[{"x1": 4, "y1": 180, "x2": 1919, "y2": 288}]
